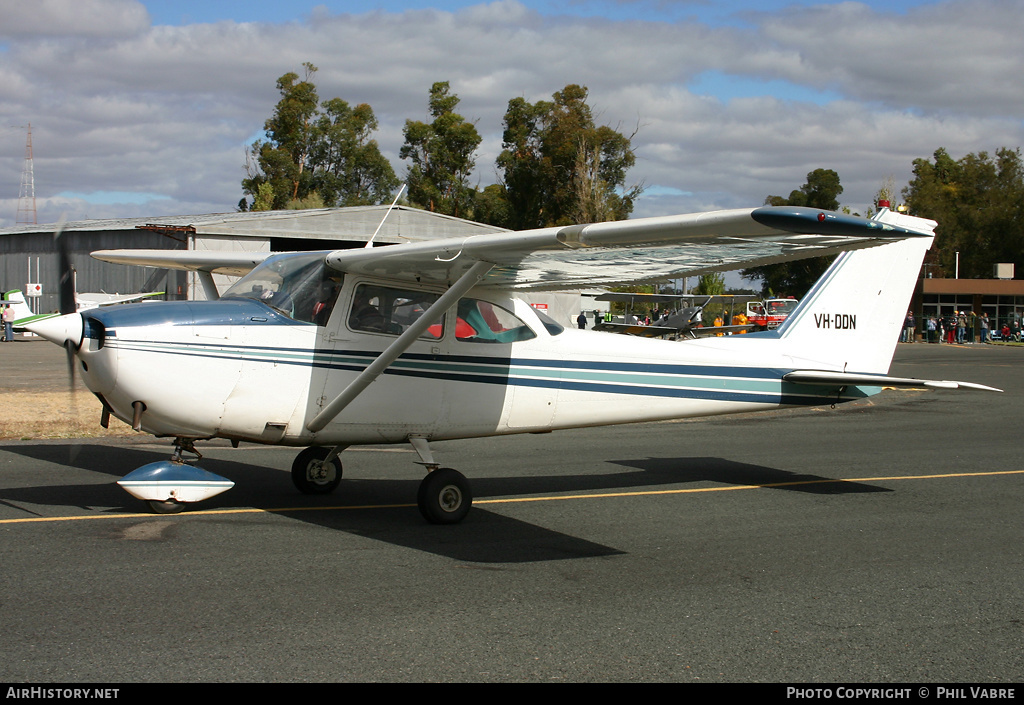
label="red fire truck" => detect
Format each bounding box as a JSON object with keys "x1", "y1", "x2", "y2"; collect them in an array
[{"x1": 746, "y1": 297, "x2": 798, "y2": 331}]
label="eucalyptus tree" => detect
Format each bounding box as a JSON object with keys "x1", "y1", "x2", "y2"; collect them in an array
[
  {"x1": 400, "y1": 81, "x2": 482, "y2": 218},
  {"x1": 493, "y1": 84, "x2": 643, "y2": 229},
  {"x1": 242, "y1": 63, "x2": 397, "y2": 211},
  {"x1": 904, "y1": 147, "x2": 1024, "y2": 279}
]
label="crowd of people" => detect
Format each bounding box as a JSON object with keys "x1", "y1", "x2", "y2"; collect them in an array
[{"x1": 904, "y1": 310, "x2": 1023, "y2": 344}]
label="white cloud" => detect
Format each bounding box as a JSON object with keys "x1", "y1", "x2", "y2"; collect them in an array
[
  {"x1": 0, "y1": 0, "x2": 151, "y2": 39},
  {"x1": 0, "y1": 0, "x2": 1021, "y2": 228}
]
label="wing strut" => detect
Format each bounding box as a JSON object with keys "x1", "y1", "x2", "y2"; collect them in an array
[
  {"x1": 306, "y1": 260, "x2": 494, "y2": 433},
  {"x1": 197, "y1": 270, "x2": 220, "y2": 300}
]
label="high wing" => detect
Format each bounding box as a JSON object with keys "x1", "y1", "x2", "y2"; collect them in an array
[
  {"x1": 91, "y1": 206, "x2": 932, "y2": 290},
  {"x1": 322, "y1": 206, "x2": 932, "y2": 289}
]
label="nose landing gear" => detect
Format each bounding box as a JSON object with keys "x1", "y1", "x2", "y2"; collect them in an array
[{"x1": 117, "y1": 438, "x2": 234, "y2": 514}]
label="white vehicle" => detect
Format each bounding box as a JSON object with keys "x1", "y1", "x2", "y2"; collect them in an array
[{"x1": 26, "y1": 206, "x2": 998, "y2": 522}]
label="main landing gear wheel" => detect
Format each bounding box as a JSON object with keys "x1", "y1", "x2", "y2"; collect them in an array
[
  {"x1": 291, "y1": 447, "x2": 343, "y2": 495},
  {"x1": 417, "y1": 468, "x2": 472, "y2": 525}
]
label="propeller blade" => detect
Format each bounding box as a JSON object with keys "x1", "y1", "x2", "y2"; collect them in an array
[
  {"x1": 52, "y1": 216, "x2": 77, "y2": 390},
  {"x1": 53, "y1": 216, "x2": 75, "y2": 316},
  {"x1": 64, "y1": 340, "x2": 77, "y2": 391}
]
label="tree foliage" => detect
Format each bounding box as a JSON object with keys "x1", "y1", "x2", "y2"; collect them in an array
[
  {"x1": 491, "y1": 85, "x2": 643, "y2": 229},
  {"x1": 743, "y1": 168, "x2": 844, "y2": 297},
  {"x1": 694, "y1": 272, "x2": 725, "y2": 296},
  {"x1": 400, "y1": 81, "x2": 482, "y2": 218},
  {"x1": 903, "y1": 147, "x2": 1024, "y2": 278},
  {"x1": 241, "y1": 63, "x2": 398, "y2": 211},
  {"x1": 240, "y1": 74, "x2": 644, "y2": 229},
  {"x1": 312, "y1": 98, "x2": 400, "y2": 207}
]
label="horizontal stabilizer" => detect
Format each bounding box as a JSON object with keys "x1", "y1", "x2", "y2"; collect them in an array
[{"x1": 784, "y1": 370, "x2": 1002, "y2": 393}]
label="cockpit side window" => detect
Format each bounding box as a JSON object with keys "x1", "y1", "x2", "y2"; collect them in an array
[{"x1": 348, "y1": 283, "x2": 444, "y2": 339}]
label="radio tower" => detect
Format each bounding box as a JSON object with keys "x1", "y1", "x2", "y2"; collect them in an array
[{"x1": 16, "y1": 122, "x2": 37, "y2": 225}]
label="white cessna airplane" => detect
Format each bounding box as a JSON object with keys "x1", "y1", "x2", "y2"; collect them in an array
[{"x1": 25, "y1": 205, "x2": 999, "y2": 522}]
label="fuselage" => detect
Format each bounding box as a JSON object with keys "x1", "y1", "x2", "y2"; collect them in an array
[{"x1": 72, "y1": 276, "x2": 865, "y2": 446}]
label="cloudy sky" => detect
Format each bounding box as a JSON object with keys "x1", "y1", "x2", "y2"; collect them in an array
[{"x1": 1, "y1": 0, "x2": 1022, "y2": 228}]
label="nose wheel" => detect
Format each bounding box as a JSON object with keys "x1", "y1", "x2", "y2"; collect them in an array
[
  {"x1": 118, "y1": 439, "x2": 234, "y2": 513},
  {"x1": 147, "y1": 499, "x2": 186, "y2": 514}
]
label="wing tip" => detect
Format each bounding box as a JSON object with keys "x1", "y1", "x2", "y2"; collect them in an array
[{"x1": 752, "y1": 206, "x2": 931, "y2": 239}]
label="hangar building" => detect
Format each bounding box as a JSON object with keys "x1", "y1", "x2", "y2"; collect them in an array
[{"x1": 1, "y1": 207, "x2": 585, "y2": 327}]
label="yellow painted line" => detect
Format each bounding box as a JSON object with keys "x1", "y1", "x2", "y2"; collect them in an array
[
  {"x1": 1, "y1": 469, "x2": 1022, "y2": 525},
  {"x1": 476, "y1": 469, "x2": 1024, "y2": 504}
]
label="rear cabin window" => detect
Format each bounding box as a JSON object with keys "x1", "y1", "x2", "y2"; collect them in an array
[{"x1": 455, "y1": 299, "x2": 536, "y2": 343}]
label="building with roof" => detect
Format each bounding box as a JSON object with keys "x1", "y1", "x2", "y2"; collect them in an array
[
  {"x1": 1, "y1": 206, "x2": 505, "y2": 310},
  {"x1": 912, "y1": 274, "x2": 1024, "y2": 341},
  {"x1": 0, "y1": 206, "x2": 583, "y2": 326}
]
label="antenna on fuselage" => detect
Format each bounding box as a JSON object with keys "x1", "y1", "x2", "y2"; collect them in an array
[{"x1": 365, "y1": 183, "x2": 406, "y2": 249}]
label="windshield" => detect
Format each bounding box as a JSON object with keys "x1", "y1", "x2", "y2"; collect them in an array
[
  {"x1": 222, "y1": 252, "x2": 341, "y2": 325},
  {"x1": 768, "y1": 299, "x2": 798, "y2": 314}
]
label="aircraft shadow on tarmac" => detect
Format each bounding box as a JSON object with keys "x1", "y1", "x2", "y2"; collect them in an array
[
  {"x1": 0, "y1": 443, "x2": 627, "y2": 563},
  {"x1": 0, "y1": 443, "x2": 889, "y2": 563},
  {"x1": 606, "y1": 456, "x2": 893, "y2": 495}
]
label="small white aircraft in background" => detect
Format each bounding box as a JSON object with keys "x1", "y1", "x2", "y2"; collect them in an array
[
  {"x1": 1, "y1": 290, "x2": 35, "y2": 338},
  {"x1": 74, "y1": 291, "x2": 164, "y2": 311},
  {"x1": 2, "y1": 288, "x2": 162, "y2": 332},
  {"x1": 26, "y1": 205, "x2": 1000, "y2": 522}
]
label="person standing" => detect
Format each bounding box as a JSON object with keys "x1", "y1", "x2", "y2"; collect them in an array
[
  {"x1": 903, "y1": 311, "x2": 915, "y2": 343},
  {"x1": 980, "y1": 313, "x2": 990, "y2": 343},
  {"x1": 576, "y1": 312, "x2": 587, "y2": 329},
  {"x1": 2, "y1": 304, "x2": 14, "y2": 342}
]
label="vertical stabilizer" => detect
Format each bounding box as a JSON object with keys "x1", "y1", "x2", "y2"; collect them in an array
[
  {"x1": 2, "y1": 290, "x2": 35, "y2": 323},
  {"x1": 776, "y1": 209, "x2": 936, "y2": 374}
]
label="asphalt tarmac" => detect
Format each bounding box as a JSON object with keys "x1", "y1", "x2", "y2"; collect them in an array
[{"x1": 1, "y1": 342, "x2": 1021, "y2": 683}]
